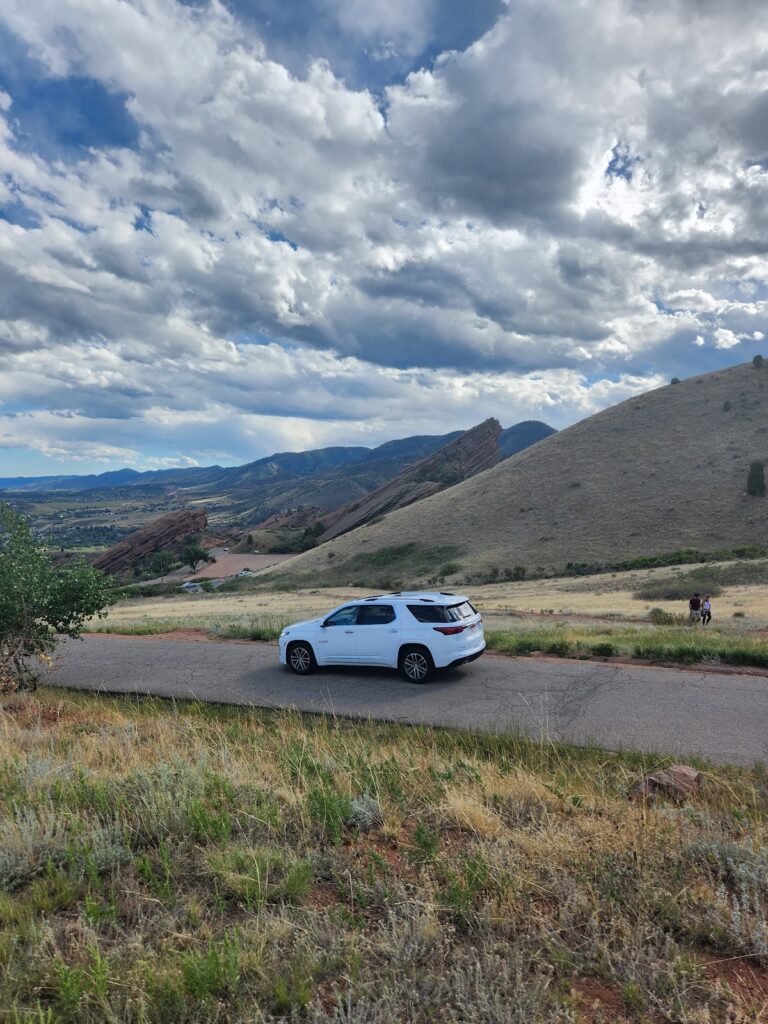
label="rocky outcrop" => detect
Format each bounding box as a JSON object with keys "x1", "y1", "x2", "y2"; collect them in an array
[
  {"x1": 253, "y1": 506, "x2": 328, "y2": 532},
  {"x1": 93, "y1": 509, "x2": 208, "y2": 575},
  {"x1": 315, "y1": 419, "x2": 501, "y2": 542}
]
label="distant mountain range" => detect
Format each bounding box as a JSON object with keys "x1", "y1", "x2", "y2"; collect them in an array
[
  {"x1": 0, "y1": 421, "x2": 554, "y2": 496},
  {"x1": 0, "y1": 421, "x2": 556, "y2": 533},
  {"x1": 1, "y1": 420, "x2": 555, "y2": 558}
]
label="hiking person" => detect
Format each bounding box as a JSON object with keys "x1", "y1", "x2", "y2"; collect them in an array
[
  {"x1": 688, "y1": 592, "x2": 702, "y2": 624},
  {"x1": 701, "y1": 595, "x2": 712, "y2": 626}
]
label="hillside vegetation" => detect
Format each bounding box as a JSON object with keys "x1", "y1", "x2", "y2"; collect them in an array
[
  {"x1": 1, "y1": 690, "x2": 767, "y2": 1022},
  {"x1": 269, "y1": 362, "x2": 768, "y2": 582}
]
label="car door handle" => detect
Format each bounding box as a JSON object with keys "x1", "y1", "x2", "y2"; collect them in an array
[
  {"x1": 345, "y1": 629, "x2": 354, "y2": 634},
  {"x1": 388, "y1": 629, "x2": 398, "y2": 633}
]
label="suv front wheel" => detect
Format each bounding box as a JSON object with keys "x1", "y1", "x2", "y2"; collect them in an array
[
  {"x1": 399, "y1": 645, "x2": 433, "y2": 683},
  {"x1": 287, "y1": 642, "x2": 316, "y2": 675}
]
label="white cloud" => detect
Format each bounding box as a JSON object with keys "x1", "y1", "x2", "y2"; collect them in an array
[{"x1": 0, "y1": 0, "x2": 767, "y2": 469}]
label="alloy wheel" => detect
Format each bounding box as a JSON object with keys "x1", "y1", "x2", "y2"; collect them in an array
[
  {"x1": 403, "y1": 650, "x2": 429, "y2": 681},
  {"x1": 289, "y1": 645, "x2": 312, "y2": 673}
]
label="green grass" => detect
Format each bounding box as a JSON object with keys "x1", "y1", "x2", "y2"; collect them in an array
[
  {"x1": 88, "y1": 619, "x2": 187, "y2": 635},
  {"x1": 86, "y1": 613, "x2": 288, "y2": 641},
  {"x1": 216, "y1": 615, "x2": 289, "y2": 641},
  {"x1": 486, "y1": 622, "x2": 768, "y2": 668},
  {"x1": 261, "y1": 542, "x2": 463, "y2": 590},
  {"x1": 635, "y1": 559, "x2": 768, "y2": 601},
  {"x1": 111, "y1": 582, "x2": 191, "y2": 600},
  {"x1": 1, "y1": 690, "x2": 767, "y2": 1021},
  {"x1": 563, "y1": 545, "x2": 768, "y2": 577}
]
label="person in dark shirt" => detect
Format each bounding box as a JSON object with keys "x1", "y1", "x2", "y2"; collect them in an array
[{"x1": 688, "y1": 593, "x2": 701, "y2": 624}]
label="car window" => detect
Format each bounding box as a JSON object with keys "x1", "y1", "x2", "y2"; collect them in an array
[
  {"x1": 407, "y1": 604, "x2": 448, "y2": 623},
  {"x1": 358, "y1": 604, "x2": 395, "y2": 625},
  {"x1": 445, "y1": 601, "x2": 476, "y2": 621},
  {"x1": 407, "y1": 601, "x2": 476, "y2": 623},
  {"x1": 324, "y1": 606, "x2": 359, "y2": 626}
]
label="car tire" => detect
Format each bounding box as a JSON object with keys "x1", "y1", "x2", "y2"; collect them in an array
[
  {"x1": 399, "y1": 645, "x2": 433, "y2": 683},
  {"x1": 287, "y1": 642, "x2": 316, "y2": 675}
]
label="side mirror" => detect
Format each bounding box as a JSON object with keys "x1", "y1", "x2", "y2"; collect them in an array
[{"x1": 320, "y1": 621, "x2": 329, "y2": 628}]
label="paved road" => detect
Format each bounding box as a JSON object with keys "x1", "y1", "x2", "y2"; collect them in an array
[{"x1": 41, "y1": 635, "x2": 768, "y2": 766}]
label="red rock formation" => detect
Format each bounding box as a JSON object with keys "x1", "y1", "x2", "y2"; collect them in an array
[
  {"x1": 316, "y1": 419, "x2": 501, "y2": 542},
  {"x1": 93, "y1": 509, "x2": 208, "y2": 574},
  {"x1": 253, "y1": 506, "x2": 328, "y2": 531}
]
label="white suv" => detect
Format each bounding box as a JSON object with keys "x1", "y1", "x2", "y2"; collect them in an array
[{"x1": 278, "y1": 592, "x2": 485, "y2": 683}]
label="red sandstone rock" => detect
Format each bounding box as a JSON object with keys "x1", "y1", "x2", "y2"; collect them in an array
[
  {"x1": 93, "y1": 509, "x2": 208, "y2": 575},
  {"x1": 630, "y1": 764, "x2": 701, "y2": 802},
  {"x1": 315, "y1": 418, "x2": 501, "y2": 542}
]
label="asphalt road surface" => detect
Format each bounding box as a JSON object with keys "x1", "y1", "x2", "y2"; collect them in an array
[{"x1": 41, "y1": 635, "x2": 768, "y2": 766}]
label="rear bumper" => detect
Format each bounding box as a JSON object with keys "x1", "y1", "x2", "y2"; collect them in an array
[{"x1": 447, "y1": 645, "x2": 486, "y2": 669}]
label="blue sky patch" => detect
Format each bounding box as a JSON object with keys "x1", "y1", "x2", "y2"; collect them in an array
[{"x1": 0, "y1": 25, "x2": 139, "y2": 158}]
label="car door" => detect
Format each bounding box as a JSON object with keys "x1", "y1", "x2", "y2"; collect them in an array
[
  {"x1": 315, "y1": 605, "x2": 360, "y2": 664},
  {"x1": 355, "y1": 604, "x2": 399, "y2": 665}
]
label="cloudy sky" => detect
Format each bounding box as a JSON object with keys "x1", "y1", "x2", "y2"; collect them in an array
[{"x1": 1, "y1": 0, "x2": 767, "y2": 474}]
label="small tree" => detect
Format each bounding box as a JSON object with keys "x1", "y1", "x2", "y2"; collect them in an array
[
  {"x1": 150, "y1": 549, "x2": 174, "y2": 578},
  {"x1": 0, "y1": 503, "x2": 115, "y2": 691},
  {"x1": 747, "y1": 461, "x2": 766, "y2": 497},
  {"x1": 181, "y1": 544, "x2": 210, "y2": 574},
  {"x1": 753, "y1": 354, "x2": 764, "y2": 369}
]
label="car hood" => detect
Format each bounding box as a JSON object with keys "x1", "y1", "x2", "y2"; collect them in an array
[{"x1": 282, "y1": 617, "x2": 322, "y2": 633}]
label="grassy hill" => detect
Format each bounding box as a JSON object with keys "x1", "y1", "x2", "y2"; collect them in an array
[{"x1": 267, "y1": 362, "x2": 768, "y2": 584}]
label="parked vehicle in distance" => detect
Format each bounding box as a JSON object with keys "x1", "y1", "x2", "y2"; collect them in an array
[
  {"x1": 179, "y1": 581, "x2": 203, "y2": 592},
  {"x1": 237, "y1": 570, "x2": 254, "y2": 577},
  {"x1": 279, "y1": 592, "x2": 485, "y2": 682}
]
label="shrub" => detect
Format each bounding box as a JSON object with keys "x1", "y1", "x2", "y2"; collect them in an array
[
  {"x1": 439, "y1": 562, "x2": 462, "y2": 577},
  {"x1": 0, "y1": 504, "x2": 114, "y2": 691},
  {"x1": 747, "y1": 460, "x2": 765, "y2": 497},
  {"x1": 753, "y1": 354, "x2": 764, "y2": 368},
  {"x1": 649, "y1": 607, "x2": 685, "y2": 626},
  {"x1": 634, "y1": 577, "x2": 723, "y2": 601},
  {"x1": 590, "y1": 641, "x2": 616, "y2": 657},
  {"x1": 723, "y1": 400, "x2": 732, "y2": 411},
  {"x1": 670, "y1": 376, "x2": 681, "y2": 384}
]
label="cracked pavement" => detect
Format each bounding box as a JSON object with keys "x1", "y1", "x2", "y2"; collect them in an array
[{"x1": 41, "y1": 635, "x2": 768, "y2": 766}]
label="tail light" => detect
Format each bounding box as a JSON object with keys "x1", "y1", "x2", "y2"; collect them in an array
[{"x1": 433, "y1": 625, "x2": 466, "y2": 635}]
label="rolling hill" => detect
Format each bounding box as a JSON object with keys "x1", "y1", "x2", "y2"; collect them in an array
[
  {"x1": 266, "y1": 362, "x2": 768, "y2": 583},
  {"x1": 312, "y1": 418, "x2": 502, "y2": 542}
]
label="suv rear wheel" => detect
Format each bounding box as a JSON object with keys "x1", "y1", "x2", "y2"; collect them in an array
[
  {"x1": 399, "y1": 645, "x2": 433, "y2": 683},
  {"x1": 287, "y1": 641, "x2": 316, "y2": 675}
]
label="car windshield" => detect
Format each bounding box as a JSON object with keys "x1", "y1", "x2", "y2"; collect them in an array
[
  {"x1": 324, "y1": 606, "x2": 359, "y2": 626},
  {"x1": 407, "y1": 601, "x2": 476, "y2": 623}
]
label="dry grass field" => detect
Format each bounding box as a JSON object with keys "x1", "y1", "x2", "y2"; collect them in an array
[
  {"x1": 1, "y1": 688, "x2": 767, "y2": 1022},
  {"x1": 266, "y1": 362, "x2": 768, "y2": 583},
  {"x1": 93, "y1": 559, "x2": 768, "y2": 632},
  {"x1": 87, "y1": 557, "x2": 768, "y2": 668}
]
